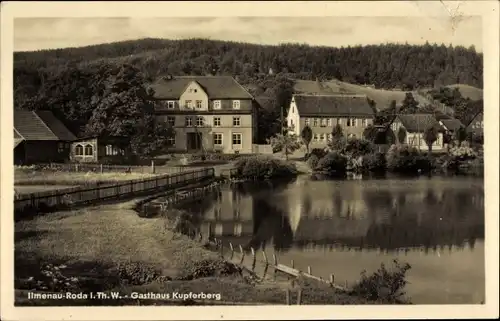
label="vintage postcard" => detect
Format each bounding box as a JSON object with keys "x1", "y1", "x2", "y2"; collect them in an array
[{"x1": 1, "y1": 1, "x2": 498, "y2": 320}]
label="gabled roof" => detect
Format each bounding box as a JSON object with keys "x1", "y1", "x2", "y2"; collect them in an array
[
  {"x1": 440, "y1": 118, "x2": 464, "y2": 131},
  {"x1": 149, "y1": 76, "x2": 253, "y2": 100},
  {"x1": 465, "y1": 110, "x2": 483, "y2": 127},
  {"x1": 14, "y1": 109, "x2": 76, "y2": 141},
  {"x1": 293, "y1": 94, "x2": 374, "y2": 117},
  {"x1": 395, "y1": 114, "x2": 443, "y2": 133}
]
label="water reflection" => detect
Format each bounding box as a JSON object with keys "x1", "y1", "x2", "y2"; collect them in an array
[{"x1": 179, "y1": 176, "x2": 484, "y2": 253}]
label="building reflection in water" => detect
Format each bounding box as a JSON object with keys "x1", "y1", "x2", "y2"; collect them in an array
[{"x1": 180, "y1": 177, "x2": 484, "y2": 254}]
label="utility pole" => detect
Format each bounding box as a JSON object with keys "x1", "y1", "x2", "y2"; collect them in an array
[{"x1": 280, "y1": 105, "x2": 284, "y2": 135}]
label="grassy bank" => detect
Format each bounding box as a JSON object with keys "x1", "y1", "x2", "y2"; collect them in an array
[
  {"x1": 14, "y1": 198, "x2": 387, "y2": 305},
  {"x1": 15, "y1": 169, "x2": 158, "y2": 186}
]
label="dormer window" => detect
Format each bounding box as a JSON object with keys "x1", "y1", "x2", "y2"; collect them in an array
[
  {"x1": 213, "y1": 100, "x2": 221, "y2": 109},
  {"x1": 232, "y1": 100, "x2": 240, "y2": 110},
  {"x1": 167, "y1": 101, "x2": 175, "y2": 109}
]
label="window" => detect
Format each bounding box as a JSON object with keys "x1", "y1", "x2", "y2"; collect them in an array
[
  {"x1": 319, "y1": 133, "x2": 325, "y2": 141},
  {"x1": 480, "y1": 121, "x2": 484, "y2": 128},
  {"x1": 213, "y1": 117, "x2": 221, "y2": 127},
  {"x1": 232, "y1": 100, "x2": 241, "y2": 109},
  {"x1": 75, "y1": 144, "x2": 83, "y2": 156},
  {"x1": 347, "y1": 118, "x2": 356, "y2": 127},
  {"x1": 84, "y1": 144, "x2": 93, "y2": 156},
  {"x1": 167, "y1": 135, "x2": 175, "y2": 146},
  {"x1": 185, "y1": 100, "x2": 193, "y2": 109},
  {"x1": 233, "y1": 223, "x2": 242, "y2": 236},
  {"x1": 189, "y1": 88, "x2": 198, "y2": 93},
  {"x1": 304, "y1": 118, "x2": 310, "y2": 126},
  {"x1": 196, "y1": 116, "x2": 204, "y2": 127},
  {"x1": 232, "y1": 117, "x2": 241, "y2": 127},
  {"x1": 362, "y1": 119, "x2": 368, "y2": 127},
  {"x1": 327, "y1": 133, "x2": 332, "y2": 141},
  {"x1": 289, "y1": 119, "x2": 294, "y2": 128},
  {"x1": 337, "y1": 118, "x2": 342, "y2": 125},
  {"x1": 185, "y1": 116, "x2": 193, "y2": 127},
  {"x1": 58, "y1": 142, "x2": 64, "y2": 153},
  {"x1": 313, "y1": 133, "x2": 319, "y2": 141},
  {"x1": 232, "y1": 133, "x2": 242, "y2": 146},
  {"x1": 213, "y1": 133, "x2": 223, "y2": 146},
  {"x1": 213, "y1": 100, "x2": 221, "y2": 109},
  {"x1": 233, "y1": 208, "x2": 241, "y2": 219},
  {"x1": 166, "y1": 116, "x2": 175, "y2": 127},
  {"x1": 321, "y1": 118, "x2": 327, "y2": 127},
  {"x1": 313, "y1": 118, "x2": 319, "y2": 127},
  {"x1": 327, "y1": 118, "x2": 332, "y2": 127},
  {"x1": 167, "y1": 101, "x2": 175, "y2": 109},
  {"x1": 105, "y1": 144, "x2": 120, "y2": 156},
  {"x1": 65, "y1": 143, "x2": 70, "y2": 148},
  {"x1": 214, "y1": 208, "x2": 221, "y2": 220},
  {"x1": 196, "y1": 100, "x2": 203, "y2": 109}
]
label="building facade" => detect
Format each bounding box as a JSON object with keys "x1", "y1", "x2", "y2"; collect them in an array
[
  {"x1": 70, "y1": 136, "x2": 130, "y2": 164},
  {"x1": 390, "y1": 114, "x2": 445, "y2": 152},
  {"x1": 14, "y1": 109, "x2": 76, "y2": 165},
  {"x1": 466, "y1": 111, "x2": 483, "y2": 137},
  {"x1": 286, "y1": 94, "x2": 375, "y2": 147},
  {"x1": 150, "y1": 76, "x2": 258, "y2": 154}
]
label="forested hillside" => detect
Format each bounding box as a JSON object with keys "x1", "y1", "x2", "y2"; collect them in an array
[{"x1": 14, "y1": 38, "x2": 483, "y2": 144}]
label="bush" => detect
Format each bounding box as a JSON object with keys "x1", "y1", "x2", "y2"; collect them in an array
[
  {"x1": 350, "y1": 259, "x2": 412, "y2": 304},
  {"x1": 306, "y1": 154, "x2": 320, "y2": 170},
  {"x1": 315, "y1": 152, "x2": 348, "y2": 176},
  {"x1": 386, "y1": 144, "x2": 432, "y2": 174},
  {"x1": 362, "y1": 152, "x2": 387, "y2": 172},
  {"x1": 233, "y1": 156, "x2": 298, "y2": 180},
  {"x1": 179, "y1": 258, "x2": 242, "y2": 280},
  {"x1": 342, "y1": 138, "x2": 375, "y2": 158},
  {"x1": 116, "y1": 262, "x2": 161, "y2": 285},
  {"x1": 306, "y1": 148, "x2": 328, "y2": 161}
]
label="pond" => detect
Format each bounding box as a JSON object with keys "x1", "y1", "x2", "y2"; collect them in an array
[{"x1": 177, "y1": 175, "x2": 485, "y2": 304}]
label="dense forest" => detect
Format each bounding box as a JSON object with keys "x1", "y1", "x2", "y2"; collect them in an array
[{"x1": 14, "y1": 38, "x2": 484, "y2": 147}]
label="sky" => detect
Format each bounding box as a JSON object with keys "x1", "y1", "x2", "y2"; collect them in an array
[{"x1": 14, "y1": 15, "x2": 482, "y2": 52}]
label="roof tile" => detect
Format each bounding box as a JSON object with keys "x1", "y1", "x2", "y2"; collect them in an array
[
  {"x1": 150, "y1": 76, "x2": 253, "y2": 100},
  {"x1": 293, "y1": 94, "x2": 375, "y2": 117}
]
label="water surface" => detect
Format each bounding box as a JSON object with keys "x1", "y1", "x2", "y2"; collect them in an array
[{"x1": 179, "y1": 175, "x2": 485, "y2": 304}]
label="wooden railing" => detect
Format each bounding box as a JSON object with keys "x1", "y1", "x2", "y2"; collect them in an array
[{"x1": 14, "y1": 168, "x2": 215, "y2": 213}]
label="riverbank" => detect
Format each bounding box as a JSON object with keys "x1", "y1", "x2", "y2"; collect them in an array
[{"x1": 15, "y1": 196, "x2": 386, "y2": 305}]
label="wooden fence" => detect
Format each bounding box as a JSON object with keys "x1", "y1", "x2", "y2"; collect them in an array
[
  {"x1": 14, "y1": 168, "x2": 215, "y2": 212},
  {"x1": 28, "y1": 162, "x2": 191, "y2": 174},
  {"x1": 211, "y1": 238, "x2": 351, "y2": 305}
]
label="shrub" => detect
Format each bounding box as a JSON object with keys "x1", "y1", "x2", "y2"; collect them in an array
[
  {"x1": 362, "y1": 152, "x2": 387, "y2": 172},
  {"x1": 315, "y1": 152, "x2": 348, "y2": 176},
  {"x1": 305, "y1": 148, "x2": 328, "y2": 161},
  {"x1": 350, "y1": 259, "x2": 412, "y2": 304},
  {"x1": 233, "y1": 156, "x2": 297, "y2": 180},
  {"x1": 306, "y1": 154, "x2": 320, "y2": 170},
  {"x1": 386, "y1": 144, "x2": 432, "y2": 174},
  {"x1": 116, "y1": 262, "x2": 161, "y2": 285},
  {"x1": 342, "y1": 138, "x2": 375, "y2": 158},
  {"x1": 179, "y1": 258, "x2": 242, "y2": 280}
]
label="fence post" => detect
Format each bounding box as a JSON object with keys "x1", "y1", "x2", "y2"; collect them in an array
[
  {"x1": 151, "y1": 160, "x2": 155, "y2": 174},
  {"x1": 251, "y1": 247, "x2": 256, "y2": 271},
  {"x1": 291, "y1": 259, "x2": 294, "y2": 269},
  {"x1": 229, "y1": 242, "x2": 234, "y2": 260},
  {"x1": 297, "y1": 288, "x2": 302, "y2": 305},
  {"x1": 273, "y1": 253, "x2": 278, "y2": 280},
  {"x1": 219, "y1": 240, "x2": 223, "y2": 258},
  {"x1": 307, "y1": 266, "x2": 312, "y2": 275},
  {"x1": 100, "y1": 164, "x2": 103, "y2": 174},
  {"x1": 330, "y1": 274, "x2": 334, "y2": 286},
  {"x1": 285, "y1": 289, "x2": 291, "y2": 305},
  {"x1": 239, "y1": 245, "x2": 245, "y2": 264}
]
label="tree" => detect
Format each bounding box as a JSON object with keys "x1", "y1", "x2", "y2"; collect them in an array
[
  {"x1": 267, "y1": 131, "x2": 302, "y2": 160},
  {"x1": 328, "y1": 124, "x2": 345, "y2": 150},
  {"x1": 363, "y1": 124, "x2": 378, "y2": 142},
  {"x1": 397, "y1": 127, "x2": 407, "y2": 145},
  {"x1": 423, "y1": 125, "x2": 439, "y2": 153},
  {"x1": 400, "y1": 92, "x2": 419, "y2": 114},
  {"x1": 455, "y1": 126, "x2": 468, "y2": 147},
  {"x1": 301, "y1": 125, "x2": 313, "y2": 154},
  {"x1": 85, "y1": 64, "x2": 174, "y2": 156}
]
